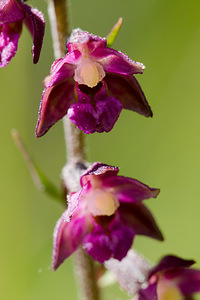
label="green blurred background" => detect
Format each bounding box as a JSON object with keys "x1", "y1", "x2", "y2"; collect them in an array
[{"x1": 1, "y1": 0, "x2": 200, "y2": 299}]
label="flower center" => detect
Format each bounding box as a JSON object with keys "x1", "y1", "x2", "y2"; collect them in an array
[
  {"x1": 74, "y1": 58, "x2": 105, "y2": 88},
  {"x1": 87, "y1": 188, "x2": 119, "y2": 217},
  {"x1": 157, "y1": 279, "x2": 183, "y2": 300}
]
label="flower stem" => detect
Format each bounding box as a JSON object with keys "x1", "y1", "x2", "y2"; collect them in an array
[
  {"x1": 74, "y1": 248, "x2": 100, "y2": 300},
  {"x1": 46, "y1": 1, "x2": 99, "y2": 299},
  {"x1": 47, "y1": 0, "x2": 69, "y2": 59}
]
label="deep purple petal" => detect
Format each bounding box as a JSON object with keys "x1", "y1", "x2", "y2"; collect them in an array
[
  {"x1": 36, "y1": 77, "x2": 75, "y2": 137},
  {"x1": 0, "y1": 22, "x2": 22, "y2": 67},
  {"x1": 83, "y1": 226, "x2": 113, "y2": 263},
  {"x1": 83, "y1": 220, "x2": 134, "y2": 263},
  {"x1": 178, "y1": 269, "x2": 200, "y2": 295},
  {"x1": 95, "y1": 98, "x2": 122, "y2": 132},
  {"x1": 94, "y1": 85, "x2": 123, "y2": 131},
  {"x1": 80, "y1": 162, "x2": 119, "y2": 187},
  {"x1": 149, "y1": 255, "x2": 195, "y2": 278},
  {"x1": 163, "y1": 269, "x2": 200, "y2": 296},
  {"x1": 0, "y1": 0, "x2": 25, "y2": 24},
  {"x1": 92, "y1": 47, "x2": 145, "y2": 75},
  {"x1": 118, "y1": 202, "x2": 164, "y2": 241},
  {"x1": 108, "y1": 219, "x2": 135, "y2": 261},
  {"x1": 138, "y1": 282, "x2": 158, "y2": 300},
  {"x1": 68, "y1": 102, "x2": 98, "y2": 134},
  {"x1": 52, "y1": 211, "x2": 87, "y2": 270},
  {"x1": 68, "y1": 82, "x2": 123, "y2": 134},
  {"x1": 18, "y1": 2, "x2": 45, "y2": 63},
  {"x1": 105, "y1": 73, "x2": 152, "y2": 117},
  {"x1": 102, "y1": 175, "x2": 160, "y2": 203},
  {"x1": 68, "y1": 95, "x2": 123, "y2": 134}
]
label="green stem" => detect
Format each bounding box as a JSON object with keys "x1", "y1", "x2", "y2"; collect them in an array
[{"x1": 46, "y1": 1, "x2": 100, "y2": 299}]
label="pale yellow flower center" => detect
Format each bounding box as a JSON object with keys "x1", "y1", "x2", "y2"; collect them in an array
[
  {"x1": 157, "y1": 279, "x2": 183, "y2": 300},
  {"x1": 87, "y1": 188, "x2": 119, "y2": 216},
  {"x1": 95, "y1": 190, "x2": 117, "y2": 216},
  {"x1": 74, "y1": 58, "x2": 105, "y2": 88},
  {"x1": 80, "y1": 63, "x2": 99, "y2": 88}
]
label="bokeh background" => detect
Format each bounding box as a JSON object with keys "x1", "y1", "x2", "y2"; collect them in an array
[{"x1": 1, "y1": 0, "x2": 200, "y2": 299}]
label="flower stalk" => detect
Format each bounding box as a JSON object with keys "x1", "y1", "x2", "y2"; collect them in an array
[
  {"x1": 47, "y1": 0, "x2": 69, "y2": 59},
  {"x1": 47, "y1": 1, "x2": 99, "y2": 299}
]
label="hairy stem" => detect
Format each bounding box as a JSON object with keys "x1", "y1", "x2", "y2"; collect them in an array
[
  {"x1": 47, "y1": 0, "x2": 69, "y2": 59},
  {"x1": 47, "y1": 1, "x2": 99, "y2": 299},
  {"x1": 74, "y1": 248, "x2": 100, "y2": 300}
]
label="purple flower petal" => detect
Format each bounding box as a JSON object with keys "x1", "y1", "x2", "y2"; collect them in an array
[
  {"x1": 52, "y1": 211, "x2": 87, "y2": 270},
  {"x1": 68, "y1": 91, "x2": 123, "y2": 134},
  {"x1": 36, "y1": 77, "x2": 75, "y2": 137},
  {"x1": 83, "y1": 225, "x2": 113, "y2": 263},
  {"x1": 102, "y1": 175, "x2": 160, "y2": 203},
  {"x1": 118, "y1": 202, "x2": 164, "y2": 241},
  {"x1": 95, "y1": 97, "x2": 122, "y2": 132},
  {"x1": 176, "y1": 269, "x2": 200, "y2": 296},
  {"x1": 83, "y1": 218, "x2": 134, "y2": 263},
  {"x1": 68, "y1": 102, "x2": 98, "y2": 134},
  {"x1": 149, "y1": 255, "x2": 195, "y2": 279},
  {"x1": 138, "y1": 282, "x2": 158, "y2": 300},
  {"x1": 108, "y1": 219, "x2": 135, "y2": 261},
  {"x1": 0, "y1": 0, "x2": 25, "y2": 24},
  {"x1": 94, "y1": 83, "x2": 123, "y2": 131},
  {"x1": 68, "y1": 84, "x2": 122, "y2": 134},
  {"x1": 105, "y1": 73, "x2": 152, "y2": 117},
  {"x1": 18, "y1": 2, "x2": 45, "y2": 64},
  {"x1": 0, "y1": 22, "x2": 21, "y2": 67},
  {"x1": 92, "y1": 47, "x2": 145, "y2": 75},
  {"x1": 80, "y1": 162, "x2": 119, "y2": 187},
  {"x1": 44, "y1": 61, "x2": 75, "y2": 88}
]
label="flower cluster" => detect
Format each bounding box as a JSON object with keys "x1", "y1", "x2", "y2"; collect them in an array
[
  {"x1": 2, "y1": 4, "x2": 199, "y2": 298},
  {"x1": 52, "y1": 162, "x2": 163, "y2": 270},
  {"x1": 0, "y1": 0, "x2": 45, "y2": 67},
  {"x1": 36, "y1": 29, "x2": 152, "y2": 136}
]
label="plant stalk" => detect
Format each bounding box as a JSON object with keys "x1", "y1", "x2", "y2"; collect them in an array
[{"x1": 47, "y1": 1, "x2": 100, "y2": 299}]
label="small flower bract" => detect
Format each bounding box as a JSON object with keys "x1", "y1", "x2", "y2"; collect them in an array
[
  {"x1": 52, "y1": 162, "x2": 163, "y2": 270},
  {"x1": 0, "y1": 0, "x2": 45, "y2": 67},
  {"x1": 36, "y1": 28, "x2": 152, "y2": 137}
]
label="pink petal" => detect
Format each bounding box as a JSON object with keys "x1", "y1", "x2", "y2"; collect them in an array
[
  {"x1": 36, "y1": 77, "x2": 75, "y2": 137},
  {"x1": 105, "y1": 73, "x2": 152, "y2": 117},
  {"x1": 18, "y1": 2, "x2": 45, "y2": 63},
  {"x1": 52, "y1": 211, "x2": 87, "y2": 270},
  {"x1": 0, "y1": 0, "x2": 25, "y2": 23},
  {"x1": 118, "y1": 202, "x2": 163, "y2": 241},
  {"x1": 0, "y1": 23, "x2": 21, "y2": 67},
  {"x1": 92, "y1": 47, "x2": 145, "y2": 75},
  {"x1": 103, "y1": 175, "x2": 160, "y2": 203}
]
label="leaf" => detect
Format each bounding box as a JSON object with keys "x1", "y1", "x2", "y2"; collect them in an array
[
  {"x1": 106, "y1": 18, "x2": 123, "y2": 47},
  {"x1": 11, "y1": 129, "x2": 63, "y2": 203}
]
